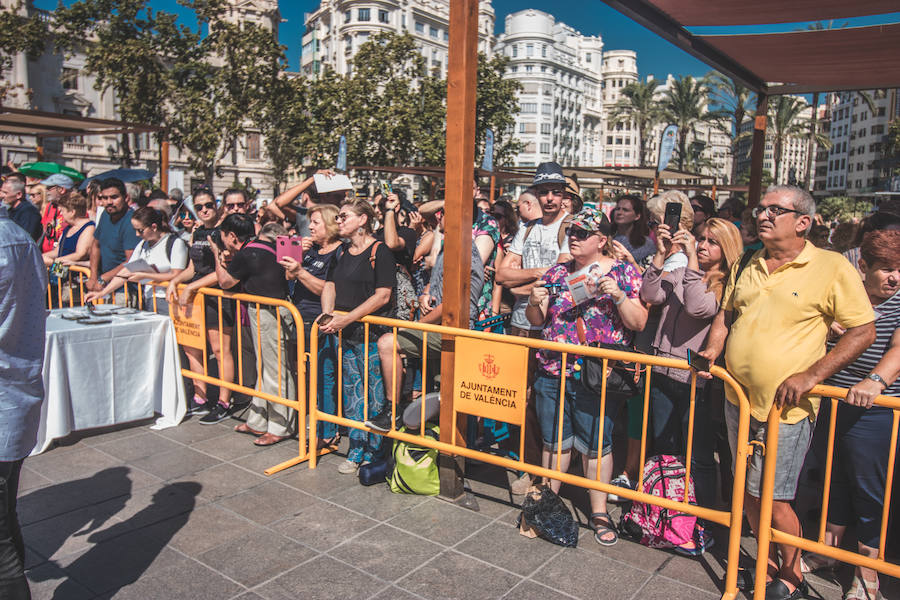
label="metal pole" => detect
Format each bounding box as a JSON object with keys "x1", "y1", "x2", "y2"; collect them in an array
[
  {"x1": 748, "y1": 93, "x2": 769, "y2": 209},
  {"x1": 439, "y1": 0, "x2": 478, "y2": 501}
]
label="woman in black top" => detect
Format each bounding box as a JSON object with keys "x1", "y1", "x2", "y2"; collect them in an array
[
  {"x1": 280, "y1": 204, "x2": 342, "y2": 447},
  {"x1": 166, "y1": 189, "x2": 236, "y2": 420},
  {"x1": 319, "y1": 199, "x2": 396, "y2": 473}
]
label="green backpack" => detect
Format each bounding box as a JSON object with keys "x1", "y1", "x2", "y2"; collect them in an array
[{"x1": 388, "y1": 424, "x2": 440, "y2": 496}]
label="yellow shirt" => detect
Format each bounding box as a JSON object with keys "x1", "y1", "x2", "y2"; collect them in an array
[{"x1": 722, "y1": 241, "x2": 874, "y2": 423}]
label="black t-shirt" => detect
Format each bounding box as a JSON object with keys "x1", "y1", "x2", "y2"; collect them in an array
[
  {"x1": 327, "y1": 241, "x2": 396, "y2": 317},
  {"x1": 188, "y1": 226, "x2": 219, "y2": 280},
  {"x1": 226, "y1": 239, "x2": 287, "y2": 299},
  {"x1": 292, "y1": 243, "x2": 340, "y2": 320},
  {"x1": 375, "y1": 226, "x2": 417, "y2": 272}
]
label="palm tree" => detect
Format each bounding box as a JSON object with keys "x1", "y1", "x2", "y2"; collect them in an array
[
  {"x1": 608, "y1": 79, "x2": 661, "y2": 167},
  {"x1": 661, "y1": 75, "x2": 721, "y2": 171},
  {"x1": 767, "y1": 96, "x2": 831, "y2": 184},
  {"x1": 706, "y1": 71, "x2": 752, "y2": 184}
]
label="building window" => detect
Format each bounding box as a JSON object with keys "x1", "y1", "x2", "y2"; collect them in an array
[
  {"x1": 61, "y1": 67, "x2": 79, "y2": 91},
  {"x1": 541, "y1": 123, "x2": 551, "y2": 134},
  {"x1": 345, "y1": 10, "x2": 351, "y2": 23},
  {"x1": 540, "y1": 65, "x2": 547, "y2": 72},
  {"x1": 542, "y1": 45, "x2": 547, "y2": 57},
  {"x1": 358, "y1": 8, "x2": 370, "y2": 21},
  {"x1": 519, "y1": 123, "x2": 527, "y2": 133},
  {"x1": 443, "y1": 30, "x2": 449, "y2": 41},
  {"x1": 606, "y1": 136, "x2": 613, "y2": 144},
  {"x1": 429, "y1": 26, "x2": 439, "y2": 38},
  {"x1": 512, "y1": 45, "x2": 517, "y2": 58},
  {"x1": 540, "y1": 143, "x2": 551, "y2": 154},
  {"x1": 521, "y1": 103, "x2": 537, "y2": 114},
  {"x1": 526, "y1": 65, "x2": 533, "y2": 73},
  {"x1": 378, "y1": 9, "x2": 389, "y2": 23},
  {"x1": 585, "y1": 52, "x2": 591, "y2": 63},
  {"x1": 541, "y1": 103, "x2": 551, "y2": 115},
  {"x1": 415, "y1": 21, "x2": 424, "y2": 33},
  {"x1": 246, "y1": 133, "x2": 260, "y2": 160},
  {"x1": 526, "y1": 44, "x2": 534, "y2": 57}
]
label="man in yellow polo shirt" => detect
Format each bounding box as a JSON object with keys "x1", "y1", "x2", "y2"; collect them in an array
[{"x1": 700, "y1": 186, "x2": 875, "y2": 600}]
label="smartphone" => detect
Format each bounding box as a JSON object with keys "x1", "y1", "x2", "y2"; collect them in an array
[
  {"x1": 686, "y1": 349, "x2": 711, "y2": 372},
  {"x1": 381, "y1": 181, "x2": 392, "y2": 196},
  {"x1": 318, "y1": 313, "x2": 333, "y2": 326},
  {"x1": 664, "y1": 202, "x2": 682, "y2": 232},
  {"x1": 276, "y1": 236, "x2": 303, "y2": 263}
]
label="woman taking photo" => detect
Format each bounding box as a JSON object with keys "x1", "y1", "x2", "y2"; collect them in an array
[
  {"x1": 166, "y1": 189, "x2": 237, "y2": 422},
  {"x1": 319, "y1": 199, "x2": 396, "y2": 474},
  {"x1": 639, "y1": 217, "x2": 742, "y2": 539},
  {"x1": 85, "y1": 207, "x2": 188, "y2": 314},
  {"x1": 526, "y1": 207, "x2": 647, "y2": 547},
  {"x1": 280, "y1": 204, "x2": 343, "y2": 449},
  {"x1": 611, "y1": 194, "x2": 656, "y2": 271}
]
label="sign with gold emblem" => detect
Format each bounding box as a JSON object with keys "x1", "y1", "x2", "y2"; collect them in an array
[
  {"x1": 170, "y1": 292, "x2": 206, "y2": 351},
  {"x1": 453, "y1": 337, "x2": 528, "y2": 426}
]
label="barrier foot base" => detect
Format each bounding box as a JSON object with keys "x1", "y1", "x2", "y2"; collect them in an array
[{"x1": 264, "y1": 454, "x2": 308, "y2": 476}]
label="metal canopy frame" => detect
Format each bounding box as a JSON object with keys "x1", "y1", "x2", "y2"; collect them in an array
[{"x1": 0, "y1": 106, "x2": 162, "y2": 138}]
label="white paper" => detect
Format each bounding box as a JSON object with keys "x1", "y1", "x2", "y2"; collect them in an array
[
  {"x1": 564, "y1": 262, "x2": 610, "y2": 305},
  {"x1": 126, "y1": 259, "x2": 159, "y2": 274},
  {"x1": 313, "y1": 173, "x2": 353, "y2": 194}
]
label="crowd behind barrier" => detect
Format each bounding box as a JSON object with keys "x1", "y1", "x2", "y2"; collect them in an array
[{"x1": 19, "y1": 162, "x2": 900, "y2": 600}]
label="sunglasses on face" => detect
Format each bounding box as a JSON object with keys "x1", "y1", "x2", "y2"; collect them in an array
[
  {"x1": 225, "y1": 202, "x2": 244, "y2": 210},
  {"x1": 335, "y1": 212, "x2": 354, "y2": 222},
  {"x1": 566, "y1": 226, "x2": 596, "y2": 241},
  {"x1": 196, "y1": 202, "x2": 216, "y2": 211}
]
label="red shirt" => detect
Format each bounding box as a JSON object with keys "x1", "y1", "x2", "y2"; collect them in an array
[{"x1": 40, "y1": 203, "x2": 64, "y2": 253}]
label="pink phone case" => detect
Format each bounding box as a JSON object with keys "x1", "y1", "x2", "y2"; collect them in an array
[{"x1": 276, "y1": 236, "x2": 303, "y2": 263}]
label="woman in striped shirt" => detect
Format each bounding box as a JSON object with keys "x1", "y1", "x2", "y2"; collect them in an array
[{"x1": 806, "y1": 230, "x2": 900, "y2": 600}]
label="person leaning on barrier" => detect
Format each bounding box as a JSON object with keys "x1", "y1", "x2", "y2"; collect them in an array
[
  {"x1": 84, "y1": 207, "x2": 187, "y2": 315},
  {"x1": 319, "y1": 199, "x2": 396, "y2": 474},
  {"x1": 802, "y1": 230, "x2": 900, "y2": 600},
  {"x1": 525, "y1": 207, "x2": 647, "y2": 547},
  {"x1": 86, "y1": 178, "x2": 140, "y2": 295},
  {"x1": 212, "y1": 216, "x2": 295, "y2": 447},
  {"x1": 697, "y1": 185, "x2": 876, "y2": 600},
  {"x1": 279, "y1": 204, "x2": 343, "y2": 449}
]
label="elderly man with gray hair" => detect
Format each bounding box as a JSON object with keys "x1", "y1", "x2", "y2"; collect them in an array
[{"x1": 698, "y1": 185, "x2": 875, "y2": 600}]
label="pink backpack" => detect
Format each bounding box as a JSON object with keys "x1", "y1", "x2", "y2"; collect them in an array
[{"x1": 622, "y1": 455, "x2": 701, "y2": 549}]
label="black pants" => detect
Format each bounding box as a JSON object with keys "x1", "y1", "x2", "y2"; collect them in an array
[{"x1": 0, "y1": 459, "x2": 29, "y2": 599}]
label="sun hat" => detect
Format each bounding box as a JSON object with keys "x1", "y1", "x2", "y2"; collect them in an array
[{"x1": 533, "y1": 162, "x2": 565, "y2": 186}]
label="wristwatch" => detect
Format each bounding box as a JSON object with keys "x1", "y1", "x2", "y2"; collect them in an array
[{"x1": 866, "y1": 372, "x2": 887, "y2": 388}]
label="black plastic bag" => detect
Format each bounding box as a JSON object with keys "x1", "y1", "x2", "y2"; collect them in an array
[{"x1": 518, "y1": 484, "x2": 578, "y2": 548}]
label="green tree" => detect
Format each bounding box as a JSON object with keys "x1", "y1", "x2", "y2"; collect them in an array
[
  {"x1": 766, "y1": 95, "x2": 831, "y2": 185},
  {"x1": 882, "y1": 118, "x2": 900, "y2": 176},
  {"x1": 0, "y1": 3, "x2": 48, "y2": 104},
  {"x1": 295, "y1": 68, "x2": 350, "y2": 168},
  {"x1": 706, "y1": 71, "x2": 751, "y2": 183},
  {"x1": 735, "y1": 167, "x2": 774, "y2": 187},
  {"x1": 661, "y1": 75, "x2": 720, "y2": 171},
  {"x1": 475, "y1": 52, "x2": 523, "y2": 168},
  {"x1": 816, "y1": 196, "x2": 873, "y2": 222},
  {"x1": 608, "y1": 79, "x2": 661, "y2": 167},
  {"x1": 259, "y1": 75, "x2": 308, "y2": 192}
]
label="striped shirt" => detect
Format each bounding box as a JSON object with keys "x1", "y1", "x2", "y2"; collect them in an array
[{"x1": 826, "y1": 290, "x2": 900, "y2": 396}]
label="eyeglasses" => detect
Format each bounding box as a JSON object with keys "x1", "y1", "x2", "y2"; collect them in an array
[
  {"x1": 752, "y1": 205, "x2": 804, "y2": 220},
  {"x1": 225, "y1": 202, "x2": 244, "y2": 211},
  {"x1": 179, "y1": 213, "x2": 190, "y2": 220},
  {"x1": 195, "y1": 202, "x2": 216, "y2": 211},
  {"x1": 566, "y1": 226, "x2": 596, "y2": 241},
  {"x1": 335, "y1": 212, "x2": 354, "y2": 222}
]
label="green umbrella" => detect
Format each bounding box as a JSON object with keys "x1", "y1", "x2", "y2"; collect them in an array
[{"x1": 18, "y1": 162, "x2": 85, "y2": 182}]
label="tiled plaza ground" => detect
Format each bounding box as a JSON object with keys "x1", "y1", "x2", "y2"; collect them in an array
[{"x1": 22, "y1": 413, "x2": 899, "y2": 600}]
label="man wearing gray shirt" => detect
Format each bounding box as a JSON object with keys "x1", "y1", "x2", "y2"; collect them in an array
[{"x1": 0, "y1": 204, "x2": 47, "y2": 599}]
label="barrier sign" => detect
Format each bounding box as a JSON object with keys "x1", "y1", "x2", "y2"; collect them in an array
[
  {"x1": 453, "y1": 337, "x2": 528, "y2": 426},
  {"x1": 170, "y1": 293, "x2": 206, "y2": 350}
]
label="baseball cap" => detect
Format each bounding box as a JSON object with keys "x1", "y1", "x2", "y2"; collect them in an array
[
  {"x1": 568, "y1": 206, "x2": 612, "y2": 235},
  {"x1": 41, "y1": 173, "x2": 75, "y2": 189}
]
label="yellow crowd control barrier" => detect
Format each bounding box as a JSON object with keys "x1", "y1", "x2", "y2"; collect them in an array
[
  {"x1": 308, "y1": 314, "x2": 754, "y2": 600},
  {"x1": 754, "y1": 386, "x2": 900, "y2": 600},
  {"x1": 46, "y1": 265, "x2": 90, "y2": 309}
]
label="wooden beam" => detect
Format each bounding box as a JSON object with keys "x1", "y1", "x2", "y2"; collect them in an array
[
  {"x1": 439, "y1": 0, "x2": 478, "y2": 500},
  {"x1": 748, "y1": 93, "x2": 769, "y2": 209},
  {"x1": 161, "y1": 141, "x2": 170, "y2": 192}
]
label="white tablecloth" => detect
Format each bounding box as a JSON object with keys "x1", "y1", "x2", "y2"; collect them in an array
[{"x1": 33, "y1": 309, "x2": 187, "y2": 454}]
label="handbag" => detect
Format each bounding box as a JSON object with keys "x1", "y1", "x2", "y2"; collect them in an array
[{"x1": 575, "y1": 312, "x2": 643, "y2": 397}]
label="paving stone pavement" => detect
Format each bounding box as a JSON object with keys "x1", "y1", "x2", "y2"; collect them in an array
[{"x1": 22, "y1": 415, "x2": 899, "y2": 600}]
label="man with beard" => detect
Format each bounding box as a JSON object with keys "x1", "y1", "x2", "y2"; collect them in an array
[{"x1": 86, "y1": 178, "x2": 140, "y2": 293}]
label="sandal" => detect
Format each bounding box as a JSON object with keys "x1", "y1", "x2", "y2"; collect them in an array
[
  {"x1": 591, "y1": 512, "x2": 618, "y2": 546},
  {"x1": 234, "y1": 423, "x2": 264, "y2": 437},
  {"x1": 317, "y1": 434, "x2": 341, "y2": 451},
  {"x1": 254, "y1": 433, "x2": 289, "y2": 446},
  {"x1": 844, "y1": 575, "x2": 883, "y2": 600}
]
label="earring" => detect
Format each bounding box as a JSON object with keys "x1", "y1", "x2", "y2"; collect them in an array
[{"x1": 357, "y1": 227, "x2": 365, "y2": 235}]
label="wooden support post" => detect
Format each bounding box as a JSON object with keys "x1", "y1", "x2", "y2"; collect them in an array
[
  {"x1": 652, "y1": 175, "x2": 659, "y2": 196},
  {"x1": 489, "y1": 174, "x2": 495, "y2": 203},
  {"x1": 748, "y1": 93, "x2": 769, "y2": 209},
  {"x1": 161, "y1": 140, "x2": 170, "y2": 192},
  {"x1": 439, "y1": 0, "x2": 478, "y2": 501}
]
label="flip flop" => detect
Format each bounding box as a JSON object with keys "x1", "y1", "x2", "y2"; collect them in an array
[
  {"x1": 254, "y1": 433, "x2": 289, "y2": 446},
  {"x1": 234, "y1": 423, "x2": 264, "y2": 437}
]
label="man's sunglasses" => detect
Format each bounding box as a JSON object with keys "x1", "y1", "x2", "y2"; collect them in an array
[
  {"x1": 195, "y1": 202, "x2": 217, "y2": 211},
  {"x1": 225, "y1": 202, "x2": 245, "y2": 210},
  {"x1": 566, "y1": 226, "x2": 596, "y2": 241}
]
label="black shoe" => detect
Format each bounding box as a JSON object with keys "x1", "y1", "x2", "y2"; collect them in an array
[
  {"x1": 199, "y1": 402, "x2": 231, "y2": 424},
  {"x1": 764, "y1": 578, "x2": 808, "y2": 600},
  {"x1": 365, "y1": 410, "x2": 401, "y2": 433},
  {"x1": 187, "y1": 396, "x2": 210, "y2": 416}
]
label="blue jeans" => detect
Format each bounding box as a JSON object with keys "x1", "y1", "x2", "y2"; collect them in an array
[
  {"x1": 341, "y1": 339, "x2": 386, "y2": 464},
  {"x1": 650, "y1": 374, "x2": 716, "y2": 508}
]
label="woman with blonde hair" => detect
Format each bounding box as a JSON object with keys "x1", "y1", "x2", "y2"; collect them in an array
[{"x1": 639, "y1": 216, "x2": 742, "y2": 553}]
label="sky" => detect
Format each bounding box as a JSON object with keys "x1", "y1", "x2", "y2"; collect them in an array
[{"x1": 35, "y1": 0, "x2": 900, "y2": 82}]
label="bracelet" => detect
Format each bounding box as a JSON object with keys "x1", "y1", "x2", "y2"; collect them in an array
[
  {"x1": 528, "y1": 298, "x2": 543, "y2": 307},
  {"x1": 614, "y1": 294, "x2": 626, "y2": 306}
]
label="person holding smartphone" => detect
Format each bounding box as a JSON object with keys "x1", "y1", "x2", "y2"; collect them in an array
[{"x1": 639, "y1": 216, "x2": 742, "y2": 552}]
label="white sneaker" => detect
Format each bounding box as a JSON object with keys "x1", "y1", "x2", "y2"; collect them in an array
[
  {"x1": 607, "y1": 474, "x2": 635, "y2": 503},
  {"x1": 337, "y1": 459, "x2": 360, "y2": 474}
]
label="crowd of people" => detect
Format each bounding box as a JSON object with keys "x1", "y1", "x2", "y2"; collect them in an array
[{"x1": 3, "y1": 159, "x2": 899, "y2": 600}]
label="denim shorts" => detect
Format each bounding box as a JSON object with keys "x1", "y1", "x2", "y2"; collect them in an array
[
  {"x1": 725, "y1": 400, "x2": 813, "y2": 501},
  {"x1": 534, "y1": 373, "x2": 623, "y2": 459}
]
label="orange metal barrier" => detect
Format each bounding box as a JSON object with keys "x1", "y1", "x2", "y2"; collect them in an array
[
  {"x1": 308, "y1": 314, "x2": 754, "y2": 600},
  {"x1": 754, "y1": 386, "x2": 900, "y2": 599},
  {"x1": 45, "y1": 264, "x2": 164, "y2": 312}
]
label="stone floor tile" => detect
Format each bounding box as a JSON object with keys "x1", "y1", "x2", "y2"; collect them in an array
[
  {"x1": 327, "y1": 480, "x2": 429, "y2": 522},
  {"x1": 532, "y1": 548, "x2": 651, "y2": 600},
  {"x1": 256, "y1": 555, "x2": 385, "y2": 600},
  {"x1": 633, "y1": 574, "x2": 719, "y2": 599},
  {"x1": 386, "y1": 499, "x2": 493, "y2": 547},
  {"x1": 76, "y1": 419, "x2": 154, "y2": 446},
  {"x1": 396, "y1": 550, "x2": 522, "y2": 600},
  {"x1": 23, "y1": 502, "x2": 132, "y2": 561},
  {"x1": 216, "y1": 480, "x2": 316, "y2": 526},
  {"x1": 96, "y1": 555, "x2": 244, "y2": 600},
  {"x1": 24, "y1": 445, "x2": 124, "y2": 483},
  {"x1": 25, "y1": 560, "x2": 94, "y2": 600},
  {"x1": 131, "y1": 446, "x2": 221, "y2": 481},
  {"x1": 329, "y1": 524, "x2": 443, "y2": 582},
  {"x1": 275, "y1": 458, "x2": 362, "y2": 497},
  {"x1": 174, "y1": 462, "x2": 268, "y2": 502},
  {"x1": 141, "y1": 503, "x2": 262, "y2": 555},
  {"x1": 369, "y1": 586, "x2": 428, "y2": 600},
  {"x1": 197, "y1": 531, "x2": 318, "y2": 587},
  {"x1": 93, "y1": 431, "x2": 185, "y2": 462},
  {"x1": 455, "y1": 521, "x2": 565, "y2": 576},
  {"x1": 18, "y1": 466, "x2": 52, "y2": 493},
  {"x1": 229, "y1": 443, "x2": 303, "y2": 478},
  {"x1": 230, "y1": 593, "x2": 267, "y2": 600},
  {"x1": 191, "y1": 427, "x2": 271, "y2": 461},
  {"x1": 656, "y1": 551, "x2": 726, "y2": 594},
  {"x1": 277, "y1": 498, "x2": 378, "y2": 552},
  {"x1": 576, "y1": 527, "x2": 671, "y2": 573},
  {"x1": 91, "y1": 480, "x2": 206, "y2": 531},
  {"x1": 155, "y1": 417, "x2": 234, "y2": 444},
  {"x1": 500, "y1": 580, "x2": 580, "y2": 600}
]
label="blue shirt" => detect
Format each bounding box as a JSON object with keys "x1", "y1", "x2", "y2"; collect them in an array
[
  {"x1": 93, "y1": 208, "x2": 139, "y2": 274},
  {"x1": 0, "y1": 206, "x2": 47, "y2": 460},
  {"x1": 8, "y1": 200, "x2": 42, "y2": 241}
]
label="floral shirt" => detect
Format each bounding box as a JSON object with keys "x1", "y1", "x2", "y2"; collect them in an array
[
  {"x1": 472, "y1": 210, "x2": 501, "y2": 322},
  {"x1": 536, "y1": 260, "x2": 643, "y2": 377}
]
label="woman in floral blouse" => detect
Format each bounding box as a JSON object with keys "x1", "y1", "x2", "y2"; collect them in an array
[{"x1": 526, "y1": 207, "x2": 647, "y2": 547}]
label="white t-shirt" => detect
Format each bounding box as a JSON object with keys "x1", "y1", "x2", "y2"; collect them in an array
[
  {"x1": 508, "y1": 214, "x2": 570, "y2": 330},
  {"x1": 128, "y1": 233, "x2": 189, "y2": 298}
]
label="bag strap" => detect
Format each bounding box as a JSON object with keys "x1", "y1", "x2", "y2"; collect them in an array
[
  {"x1": 369, "y1": 240, "x2": 381, "y2": 270},
  {"x1": 165, "y1": 234, "x2": 176, "y2": 261},
  {"x1": 734, "y1": 248, "x2": 755, "y2": 285},
  {"x1": 245, "y1": 241, "x2": 277, "y2": 257}
]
